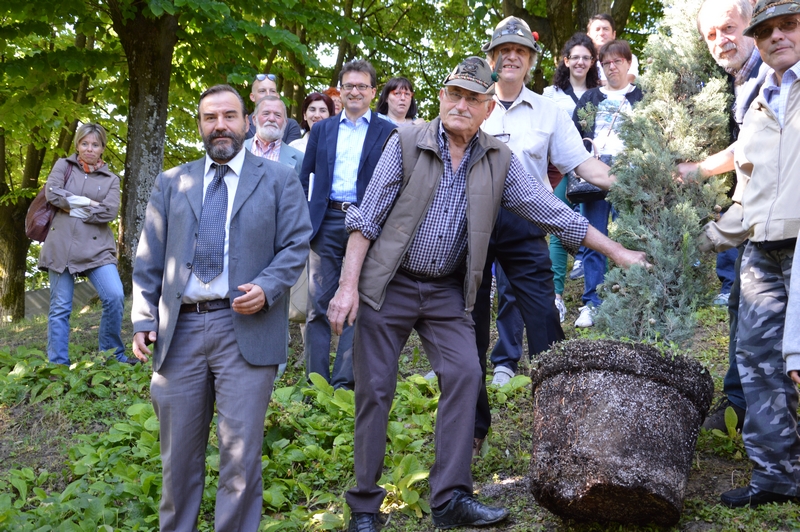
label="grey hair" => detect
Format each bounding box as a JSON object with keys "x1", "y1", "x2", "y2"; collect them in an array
[{"x1": 697, "y1": 0, "x2": 753, "y2": 34}]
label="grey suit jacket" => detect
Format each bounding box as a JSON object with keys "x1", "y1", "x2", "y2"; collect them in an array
[
  {"x1": 131, "y1": 150, "x2": 312, "y2": 371},
  {"x1": 243, "y1": 137, "x2": 304, "y2": 176}
]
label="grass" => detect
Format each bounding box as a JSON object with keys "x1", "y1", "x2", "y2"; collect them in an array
[{"x1": 0, "y1": 275, "x2": 799, "y2": 531}]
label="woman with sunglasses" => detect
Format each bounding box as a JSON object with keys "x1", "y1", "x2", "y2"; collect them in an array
[
  {"x1": 543, "y1": 33, "x2": 600, "y2": 322},
  {"x1": 376, "y1": 77, "x2": 425, "y2": 126}
]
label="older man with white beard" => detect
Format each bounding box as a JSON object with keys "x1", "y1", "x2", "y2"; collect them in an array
[
  {"x1": 244, "y1": 95, "x2": 304, "y2": 176},
  {"x1": 675, "y1": 0, "x2": 770, "y2": 434}
]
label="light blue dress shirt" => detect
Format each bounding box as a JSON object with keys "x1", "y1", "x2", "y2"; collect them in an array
[{"x1": 330, "y1": 109, "x2": 372, "y2": 203}]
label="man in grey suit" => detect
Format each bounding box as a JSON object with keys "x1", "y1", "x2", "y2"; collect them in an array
[
  {"x1": 244, "y1": 95, "x2": 304, "y2": 175},
  {"x1": 131, "y1": 84, "x2": 311, "y2": 532}
]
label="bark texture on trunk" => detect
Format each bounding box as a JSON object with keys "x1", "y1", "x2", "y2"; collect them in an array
[{"x1": 109, "y1": 1, "x2": 178, "y2": 294}]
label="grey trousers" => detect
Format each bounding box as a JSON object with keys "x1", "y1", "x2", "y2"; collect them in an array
[
  {"x1": 737, "y1": 243, "x2": 800, "y2": 495},
  {"x1": 345, "y1": 270, "x2": 482, "y2": 512},
  {"x1": 151, "y1": 309, "x2": 277, "y2": 532}
]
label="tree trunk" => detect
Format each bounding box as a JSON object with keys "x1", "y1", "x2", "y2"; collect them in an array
[
  {"x1": 0, "y1": 133, "x2": 44, "y2": 321},
  {"x1": 108, "y1": 2, "x2": 178, "y2": 294},
  {"x1": 331, "y1": 0, "x2": 354, "y2": 87}
]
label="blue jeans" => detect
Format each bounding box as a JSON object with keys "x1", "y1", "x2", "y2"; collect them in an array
[
  {"x1": 47, "y1": 264, "x2": 125, "y2": 365},
  {"x1": 580, "y1": 198, "x2": 615, "y2": 307},
  {"x1": 490, "y1": 264, "x2": 524, "y2": 369},
  {"x1": 304, "y1": 208, "x2": 354, "y2": 389},
  {"x1": 716, "y1": 247, "x2": 738, "y2": 294}
]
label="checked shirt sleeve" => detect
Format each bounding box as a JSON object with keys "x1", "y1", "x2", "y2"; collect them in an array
[
  {"x1": 344, "y1": 133, "x2": 404, "y2": 240},
  {"x1": 501, "y1": 154, "x2": 588, "y2": 254}
]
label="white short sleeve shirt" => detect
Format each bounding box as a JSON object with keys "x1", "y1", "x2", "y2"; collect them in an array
[{"x1": 482, "y1": 86, "x2": 591, "y2": 191}]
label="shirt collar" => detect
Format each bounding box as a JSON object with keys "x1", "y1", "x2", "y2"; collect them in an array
[
  {"x1": 762, "y1": 60, "x2": 800, "y2": 97},
  {"x1": 204, "y1": 146, "x2": 246, "y2": 177},
  {"x1": 735, "y1": 48, "x2": 762, "y2": 86},
  {"x1": 253, "y1": 135, "x2": 281, "y2": 152},
  {"x1": 493, "y1": 85, "x2": 535, "y2": 110},
  {"x1": 437, "y1": 120, "x2": 480, "y2": 151},
  {"x1": 339, "y1": 108, "x2": 372, "y2": 125}
]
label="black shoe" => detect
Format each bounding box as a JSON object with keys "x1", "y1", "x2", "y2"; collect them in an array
[
  {"x1": 702, "y1": 397, "x2": 745, "y2": 432},
  {"x1": 431, "y1": 489, "x2": 509, "y2": 529},
  {"x1": 721, "y1": 485, "x2": 796, "y2": 508},
  {"x1": 347, "y1": 512, "x2": 382, "y2": 532}
]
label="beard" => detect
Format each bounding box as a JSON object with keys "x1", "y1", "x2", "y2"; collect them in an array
[
  {"x1": 257, "y1": 122, "x2": 283, "y2": 142},
  {"x1": 203, "y1": 129, "x2": 245, "y2": 162},
  {"x1": 714, "y1": 40, "x2": 754, "y2": 73}
]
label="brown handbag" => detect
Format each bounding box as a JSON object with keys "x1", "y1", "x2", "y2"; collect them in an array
[{"x1": 25, "y1": 162, "x2": 74, "y2": 242}]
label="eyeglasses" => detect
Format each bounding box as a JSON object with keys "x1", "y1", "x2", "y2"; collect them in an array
[
  {"x1": 751, "y1": 17, "x2": 800, "y2": 41},
  {"x1": 568, "y1": 55, "x2": 593, "y2": 62},
  {"x1": 341, "y1": 83, "x2": 374, "y2": 92},
  {"x1": 600, "y1": 58, "x2": 626, "y2": 69},
  {"x1": 493, "y1": 133, "x2": 510, "y2": 143},
  {"x1": 443, "y1": 88, "x2": 492, "y2": 108},
  {"x1": 391, "y1": 90, "x2": 413, "y2": 98},
  {"x1": 255, "y1": 73, "x2": 276, "y2": 82}
]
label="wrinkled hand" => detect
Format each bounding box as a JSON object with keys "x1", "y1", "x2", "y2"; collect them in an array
[
  {"x1": 132, "y1": 331, "x2": 156, "y2": 363},
  {"x1": 791, "y1": 370, "x2": 800, "y2": 385},
  {"x1": 328, "y1": 286, "x2": 359, "y2": 336},
  {"x1": 233, "y1": 284, "x2": 265, "y2": 315},
  {"x1": 613, "y1": 247, "x2": 651, "y2": 271},
  {"x1": 675, "y1": 162, "x2": 700, "y2": 184}
]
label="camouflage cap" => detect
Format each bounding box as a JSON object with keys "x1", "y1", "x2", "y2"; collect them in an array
[
  {"x1": 442, "y1": 56, "x2": 496, "y2": 95},
  {"x1": 745, "y1": 0, "x2": 800, "y2": 37},
  {"x1": 481, "y1": 16, "x2": 543, "y2": 54}
]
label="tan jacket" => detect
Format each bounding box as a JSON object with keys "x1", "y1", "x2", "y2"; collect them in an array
[
  {"x1": 38, "y1": 155, "x2": 120, "y2": 274},
  {"x1": 703, "y1": 77, "x2": 800, "y2": 250},
  {"x1": 358, "y1": 118, "x2": 511, "y2": 312}
]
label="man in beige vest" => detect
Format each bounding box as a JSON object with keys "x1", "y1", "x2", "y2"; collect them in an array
[{"x1": 326, "y1": 56, "x2": 648, "y2": 532}]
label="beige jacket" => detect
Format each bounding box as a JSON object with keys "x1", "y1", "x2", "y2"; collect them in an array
[
  {"x1": 38, "y1": 155, "x2": 120, "y2": 274},
  {"x1": 702, "y1": 77, "x2": 800, "y2": 250}
]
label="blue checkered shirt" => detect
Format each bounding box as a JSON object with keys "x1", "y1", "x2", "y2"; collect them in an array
[
  {"x1": 762, "y1": 60, "x2": 800, "y2": 127},
  {"x1": 346, "y1": 124, "x2": 588, "y2": 278}
]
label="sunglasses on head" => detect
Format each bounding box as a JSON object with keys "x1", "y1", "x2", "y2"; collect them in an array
[{"x1": 255, "y1": 74, "x2": 277, "y2": 82}]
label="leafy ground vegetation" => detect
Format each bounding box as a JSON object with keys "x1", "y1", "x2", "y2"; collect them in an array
[{"x1": 1, "y1": 278, "x2": 799, "y2": 531}]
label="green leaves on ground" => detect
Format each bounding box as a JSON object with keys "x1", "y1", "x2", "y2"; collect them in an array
[{"x1": 0, "y1": 348, "x2": 532, "y2": 529}]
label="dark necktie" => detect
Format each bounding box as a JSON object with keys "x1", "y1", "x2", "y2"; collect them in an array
[{"x1": 192, "y1": 163, "x2": 229, "y2": 283}]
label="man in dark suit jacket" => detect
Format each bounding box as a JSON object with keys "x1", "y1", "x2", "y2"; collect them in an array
[
  {"x1": 299, "y1": 59, "x2": 394, "y2": 390},
  {"x1": 131, "y1": 85, "x2": 311, "y2": 532}
]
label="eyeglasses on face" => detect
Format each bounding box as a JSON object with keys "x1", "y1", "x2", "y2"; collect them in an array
[
  {"x1": 752, "y1": 17, "x2": 800, "y2": 41},
  {"x1": 600, "y1": 58, "x2": 626, "y2": 69},
  {"x1": 568, "y1": 55, "x2": 593, "y2": 62},
  {"x1": 341, "y1": 83, "x2": 374, "y2": 92},
  {"x1": 443, "y1": 88, "x2": 491, "y2": 108},
  {"x1": 255, "y1": 73, "x2": 276, "y2": 82},
  {"x1": 391, "y1": 90, "x2": 413, "y2": 98}
]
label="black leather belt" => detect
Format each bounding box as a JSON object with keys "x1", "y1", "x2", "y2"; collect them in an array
[
  {"x1": 180, "y1": 298, "x2": 230, "y2": 314},
  {"x1": 329, "y1": 200, "x2": 354, "y2": 211},
  {"x1": 754, "y1": 238, "x2": 797, "y2": 251}
]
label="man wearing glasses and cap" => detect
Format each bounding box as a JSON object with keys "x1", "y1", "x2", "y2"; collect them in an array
[
  {"x1": 246, "y1": 73, "x2": 302, "y2": 144},
  {"x1": 471, "y1": 16, "x2": 617, "y2": 456},
  {"x1": 327, "y1": 56, "x2": 647, "y2": 531},
  {"x1": 712, "y1": 0, "x2": 800, "y2": 509}
]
